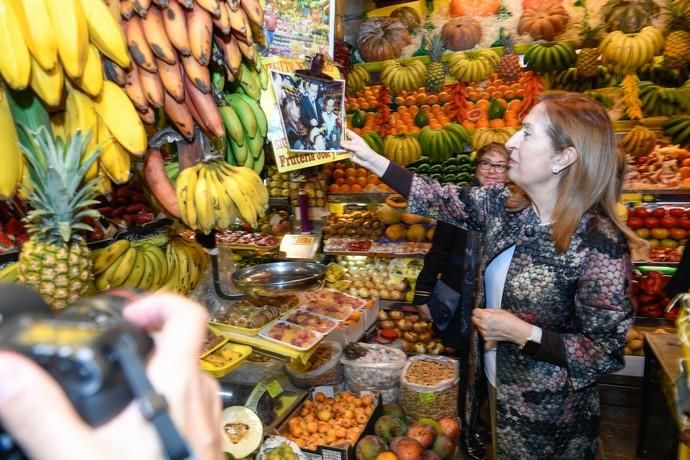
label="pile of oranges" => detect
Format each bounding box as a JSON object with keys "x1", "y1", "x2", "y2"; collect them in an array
[
  {"x1": 461, "y1": 98, "x2": 522, "y2": 129},
  {"x1": 345, "y1": 85, "x2": 383, "y2": 111},
  {"x1": 325, "y1": 162, "x2": 393, "y2": 193},
  {"x1": 282, "y1": 391, "x2": 377, "y2": 451}
]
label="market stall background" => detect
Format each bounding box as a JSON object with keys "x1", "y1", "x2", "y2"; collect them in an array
[{"x1": 0, "y1": 0, "x2": 689, "y2": 458}]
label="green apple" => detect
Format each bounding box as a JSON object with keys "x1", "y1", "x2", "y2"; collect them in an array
[
  {"x1": 661, "y1": 238, "x2": 678, "y2": 248},
  {"x1": 635, "y1": 228, "x2": 651, "y2": 239},
  {"x1": 650, "y1": 228, "x2": 670, "y2": 240},
  {"x1": 648, "y1": 238, "x2": 661, "y2": 248}
]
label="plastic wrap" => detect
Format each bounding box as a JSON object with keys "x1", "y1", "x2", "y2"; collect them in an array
[
  {"x1": 341, "y1": 343, "x2": 407, "y2": 404},
  {"x1": 285, "y1": 341, "x2": 344, "y2": 389}
]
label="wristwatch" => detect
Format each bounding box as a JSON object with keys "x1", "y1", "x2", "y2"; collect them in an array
[{"x1": 519, "y1": 326, "x2": 542, "y2": 355}]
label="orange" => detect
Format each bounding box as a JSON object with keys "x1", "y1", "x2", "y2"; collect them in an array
[
  {"x1": 351, "y1": 183, "x2": 363, "y2": 192},
  {"x1": 397, "y1": 105, "x2": 408, "y2": 113},
  {"x1": 405, "y1": 95, "x2": 416, "y2": 106},
  {"x1": 431, "y1": 104, "x2": 443, "y2": 113},
  {"x1": 479, "y1": 91, "x2": 491, "y2": 100},
  {"x1": 427, "y1": 94, "x2": 439, "y2": 105},
  {"x1": 339, "y1": 184, "x2": 351, "y2": 192},
  {"x1": 332, "y1": 169, "x2": 345, "y2": 179},
  {"x1": 356, "y1": 167, "x2": 368, "y2": 177},
  {"x1": 409, "y1": 126, "x2": 421, "y2": 134},
  {"x1": 376, "y1": 452, "x2": 398, "y2": 460},
  {"x1": 468, "y1": 91, "x2": 480, "y2": 100},
  {"x1": 475, "y1": 99, "x2": 490, "y2": 110},
  {"x1": 416, "y1": 93, "x2": 429, "y2": 105},
  {"x1": 507, "y1": 99, "x2": 522, "y2": 112},
  {"x1": 421, "y1": 104, "x2": 431, "y2": 112},
  {"x1": 356, "y1": 176, "x2": 368, "y2": 186},
  {"x1": 489, "y1": 119, "x2": 505, "y2": 128},
  {"x1": 438, "y1": 91, "x2": 451, "y2": 103},
  {"x1": 346, "y1": 176, "x2": 357, "y2": 185},
  {"x1": 367, "y1": 174, "x2": 380, "y2": 184},
  {"x1": 359, "y1": 102, "x2": 370, "y2": 110},
  {"x1": 328, "y1": 184, "x2": 340, "y2": 193},
  {"x1": 516, "y1": 88, "x2": 525, "y2": 97},
  {"x1": 335, "y1": 177, "x2": 345, "y2": 185},
  {"x1": 409, "y1": 105, "x2": 418, "y2": 114},
  {"x1": 394, "y1": 96, "x2": 405, "y2": 105},
  {"x1": 349, "y1": 103, "x2": 359, "y2": 111},
  {"x1": 475, "y1": 119, "x2": 490, "y2": 128},
  {"x1": 345, "y1": 167, "x2": 356, "y2": 177},
  {"x1": 462, "y1": 120, "x2": 476, "y2": 129}
]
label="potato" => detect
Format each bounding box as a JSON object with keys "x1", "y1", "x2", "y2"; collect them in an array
[
  {"x1": 626, "y1": 329, "x2": 640, "y2": 341},
  {"x1": 629, "y1": 339, "x2": 644, "y2": 351},
  {"x1": 624, "y1": 346, "x2": 632, "y2": 355}
]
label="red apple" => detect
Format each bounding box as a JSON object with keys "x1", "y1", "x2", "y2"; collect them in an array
[
  {"x1": 627, "y1": 216, "x2": 644, "y2": 229},
  {"x1": 670, "y1": 208, "x2": 686, "y2": 218},
  {"x1": 644, "y1": 217, "x2": 660, "y2": 228},
  {"x1": 670, "y1": 228, "x2": 688, "y2": 240},
  {"x1": 651, "y1": 228, "x2": 670, "y2": 239},
  {"x1": 651, "y1": 207, "x2": 667, "y2": 218},
  {"x1": 634, "y1": 207, "x2": 650, "y2": 218},
  {"x1": 679, "y1": 217, "x2": 690, "y2": 230},
  {"x1": 660, "y1": 216, "x2": 678, "y2": 229}
]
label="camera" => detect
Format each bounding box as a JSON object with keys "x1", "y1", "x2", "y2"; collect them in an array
[{"x1": 0, "y1": 288, "x2": 153, "y2": 459}]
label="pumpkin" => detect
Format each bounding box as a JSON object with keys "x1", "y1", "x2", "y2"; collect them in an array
[
  {"x1": 441, "y1": 17, "x2": 483, "y2": 51},
  {"x1": 450, "y1": 0, "x2": 500, "y2": 17},
  {"x1": 602, "y1": 0, "x2": 658, "y2": 33},
  {"x1": 390, "y1": 6, "x2": 421, "y2": 34},
  {"x1": 517, "y1": 4, "x2": 569, "y2": 41},
  {"x1": 522, "y1": 0, "x2": 562, "y2": 9},
  {"x1": 357, "y1": 17, "x2": 411, "y2": 62}
]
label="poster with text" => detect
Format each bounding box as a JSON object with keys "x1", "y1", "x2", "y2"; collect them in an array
[{"x1": 262, "y1": 0, "x2": 334, "y2": 60}]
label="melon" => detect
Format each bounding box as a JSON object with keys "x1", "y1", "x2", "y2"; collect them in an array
[{"x1": 221, "y1": 406, "x2": 263, "y2": 458}]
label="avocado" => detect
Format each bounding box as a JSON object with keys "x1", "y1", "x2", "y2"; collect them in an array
[
  {"x1": 457, "y1": 154, "x2": 472, "y2": 165},
  {"x1": 428, "y1": 164, "x2": 443, "y2": 173},
  {"x1": 445, "y1": 165, "x2": 460, "y2": 174},
  {"x1": 458, "y1": 172, "x2": 474, "y2": 182},
  {"x1": 430, "y1": 173, "x2": 444, "y2": 181},
  {"x1": 458, "y1": 164, "x2": 475, "y2": 174},
  {"x1": 416, "y1": 164, "x2": 430, "y2": 173}
]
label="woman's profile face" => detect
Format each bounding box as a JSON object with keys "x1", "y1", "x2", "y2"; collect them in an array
[
  {"x1": 287, "y1": 101, "x2": 301, "y2": 122},
  {"x1": 475, "y1": 150, "x2": 509, "y2": 185},
  {"x1": 505, "y1": 103, "x2": 557, "y2": 189}
]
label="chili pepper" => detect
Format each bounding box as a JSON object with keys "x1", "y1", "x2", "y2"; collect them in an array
[
  {"x1": 640, "y1": 304, "x2": 663, "y2": 318},
  {"x1": 640, "y1": 271, "x2": 665, "y2": 295},
  {"x1": 664, "y1": 308, "x2": 679, "y2": 321}
]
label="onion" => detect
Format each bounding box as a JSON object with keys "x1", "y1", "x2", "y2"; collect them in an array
[
  {"x1": 389, "y1": 310, "x2": 404, "y2": 320},
  {"x1": 377, "y1": 309, "x2": 390, "y2": 321},
  {"x1": 403, "y1": 331, "x2": 419, "y2": 342}
]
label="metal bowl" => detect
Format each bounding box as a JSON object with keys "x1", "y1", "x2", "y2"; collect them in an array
[{"x1": 231, "y1": 262, "x2": 325, "y2": 297}]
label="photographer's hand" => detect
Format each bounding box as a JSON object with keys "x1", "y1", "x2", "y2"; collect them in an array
[{"x1": 0, "y1": 293, "x2": 222, "y2": 460}]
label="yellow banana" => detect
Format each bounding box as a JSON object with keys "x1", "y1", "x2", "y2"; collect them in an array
[
  {"x1": 108, "y1": 247, "x2": 138, "y2": 287},
  {"x1": 13, "y1": 0, "x2": 58, "y2": 71},
  {"x1": 142, "y1": 243, "x2": 168, "y2": 284},
  {"x1": 136, "y1": 249, "x2": 155, "y2": 290},
  {"x1": 46, "y1": 0, "x2": 88, "y2": 80},
  {"x1": 220, "y1": 168, "x2": 258, "y2": 226},
  {"x1": 75, "y1": 45, "x2": 104, "y2": 98},
  {"x1": 0, "y1": 0, "x2": 31, "y2": 90},
  {"x1": 29, "y1": 57, "x2": 64, "y2": 108},
  {"x1": 50, "y1": 112, "x2": 67, "y2": 141},
  {"x1": 122, "y1": 250, "x2": 146, "y2": 288},
  {"x1": 0, "y1": 262, "x2": 18, "y2": 283},
  {"x1": 65, "y1": 88, "x2": 99, "y2": 181},
  {"x1": 97, "y1": 116, "x2": 131, "y2": 184},
  {"x1": 176, "y1": 165, "x2": 199, "y2": 229},
  {"x1": 0, "y1": 86, "x2": 21, "y2": 199},
  {"x1": 194, "y1": 165, "x2": 214, "y2": 234},
  {"x1": 79, "y1": 0, "x2": 131, "y2": 69},
  {"x1": 92, "y1": 239, "x2": 131, "y2": 274},
  {"x1": 208, "y1": 167, "x2": 236, "y2": 230},
  {"x1": 93, "y1": 81, "x2": 148, "y2": 156}
]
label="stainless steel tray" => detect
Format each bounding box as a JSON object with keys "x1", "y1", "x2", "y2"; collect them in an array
[{"x1": 231, "y1": 262, "x2": 325, "y2": 297}]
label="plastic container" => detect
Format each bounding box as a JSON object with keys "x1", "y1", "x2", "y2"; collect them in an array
[
  {"x1": 285, "y1": 341, "x2": 344, "y2": 389},
  {"x1": 341, "y1": 343, "x2": 407, "y2": 404},
  {"x1": 259, "y1": 321, "x2": 323, "y2": 352},
  {"x1": 200, "y1": 343, "x2": 253, "y2": 378},
  {"x1": 399, "y1": 355, "x2": 459, "y2": 421},
  {"x1": 284, "y1": 309, "x2": 339, "y2": 335}
]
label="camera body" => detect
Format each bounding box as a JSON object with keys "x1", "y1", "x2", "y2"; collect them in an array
[{"x1": 0, "y1": 290, "x2": 153, "y2": 458}]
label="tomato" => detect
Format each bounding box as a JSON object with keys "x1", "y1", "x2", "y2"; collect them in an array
[
  {"x1": 634, "y1": 207, "x2": 650, "y2": 218},
  {"x1": 670, "y1": 227, "x2": 688, "y2": 240},
  {"x1": 627, "y1": 216, "x2": 644, "y2": 229},
  {"x1": 670, "y1": 208, "x2": 686, "y2": 218},
  {"x1": 679, "y1": 217, "x2": 690, "y2": 230},
  {"x1": 644, "y1": 217, "x2": 660, "y2": 228},
  {"x1": 660, "y1": 216, "x2": 678, "y2": 229},
  {"x1": 651, "y1": 207, "x2": 667, "y2": 218}
]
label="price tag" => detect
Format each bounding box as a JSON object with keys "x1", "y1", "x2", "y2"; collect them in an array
[
  {"x1": 419, "y1": 392, "x2": 436, "y2": 404},
  {"x1": 328, "y1": 203, "x2": 345, "y2": 215},
  {"x1": 280, "y1": 233, "x2": 321, "y2": 259},
  {"x1": 266, "y1": 380, "x2": 284, "y2": 398}
]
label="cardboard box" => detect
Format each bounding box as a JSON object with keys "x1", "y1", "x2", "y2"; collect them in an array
[{"x1": 277, "y1": 387, "x2": 383, "y2": 460}]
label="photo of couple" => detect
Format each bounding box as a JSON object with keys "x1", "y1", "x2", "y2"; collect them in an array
[{"x1": 271, "y1": 70, "x2": 346, "y2": 153}]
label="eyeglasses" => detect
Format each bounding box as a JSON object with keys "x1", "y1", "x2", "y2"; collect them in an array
[{"x1": 478, "y1": 160, "x2": 508, "y2": 173}]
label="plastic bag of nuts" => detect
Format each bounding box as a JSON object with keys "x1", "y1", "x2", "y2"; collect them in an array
[{"x1": 399, "y1": 355, "x2": 459, "y2": 421}]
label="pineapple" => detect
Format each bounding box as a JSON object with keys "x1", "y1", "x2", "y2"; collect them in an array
[
  {"x1": 425, "y1": 33, "x2": 446, "y2": 94},
  {"x1": 496, "y1": 35, "x2": 521, "y2": 82},
  {"x1": 17, "y1": 126, "x2": 102, "y2": 310},
  {"x1": 663, "y1": 0, "x2": 690, "y2": 69},
  {"x1": 575, "y1": 8, "x2": 601, "y2": 78}
]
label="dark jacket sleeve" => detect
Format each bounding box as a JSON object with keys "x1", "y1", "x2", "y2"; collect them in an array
[
  {"x1": 665, "y1": 244, "x2": 690, "y2": 297},
  {"x1": 413, "y1": 221, "x2": 460, "y2": 304}
]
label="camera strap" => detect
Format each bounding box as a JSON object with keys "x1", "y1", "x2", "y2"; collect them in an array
[{"x1": 113, "y1": 335, "x2": 196, "y2": 460}]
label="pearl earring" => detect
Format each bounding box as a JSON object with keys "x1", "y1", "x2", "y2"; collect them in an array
[{"x1": 552, "y1": 166, "x2": 560, "y2": 174}]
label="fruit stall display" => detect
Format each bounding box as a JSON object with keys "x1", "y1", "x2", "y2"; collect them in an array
[{"x1": 625, "y1": 205, "x2": 688, "y2": 261}]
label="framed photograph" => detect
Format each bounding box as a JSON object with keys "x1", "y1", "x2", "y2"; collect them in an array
[{"x1": 269, "y1": 70, "x2": 346, "y2": 153}]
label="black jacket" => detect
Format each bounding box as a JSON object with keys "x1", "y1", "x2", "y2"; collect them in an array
[
  {"x1": 413, "y1": 220, "x2": 478, "y2": 351},
  {"x1": 665, "y1": 245, "x2": 690, "y2": 297}
]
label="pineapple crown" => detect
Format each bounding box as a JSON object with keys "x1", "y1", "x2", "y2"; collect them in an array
[
  {"x1": 574, "y1": 0, "x2": 604, "y2": 47},
  {"x1": 19, "y1": 126, "x2": 102, "y2": 245},
  {"x1": 428, "y1": 33, "x2": 445, "y2": 62}
]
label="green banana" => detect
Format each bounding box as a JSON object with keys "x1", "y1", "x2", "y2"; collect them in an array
[
  {"x1": 236, "y1": 92, "x2": 267, "y2": 138},
  {"x1": 218, "y1": 105, "x2": 245, "y2": 147},
  {"x1": 225, "y1": 93, "x2": 257, "y2": 138}
]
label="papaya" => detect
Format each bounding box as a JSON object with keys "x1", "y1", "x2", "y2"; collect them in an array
[
  {"x1": 467, "y1": 108, "x2": 482, "y2": 122},
  {"x1": 414, "y1": 109, "x2": 429, "y2": 127},
  {"x1": 488, "y1": 99, "x2": 506, "y2": 120},
  {"x1": 351, "y1": 110, "x2": 366, "y2": 128}
]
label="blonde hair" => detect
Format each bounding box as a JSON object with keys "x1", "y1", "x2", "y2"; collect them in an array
[{"x1": 506, "y1": 93, "x2": 639, "y2": 252}]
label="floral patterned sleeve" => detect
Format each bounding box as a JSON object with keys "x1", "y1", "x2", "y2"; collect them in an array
[
  {"x1": 406, "y1": 174, "x2": 506, "y2": 233},
  {"x1": 563, "y1": 236, "x2": 633, "y2": 390}
]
